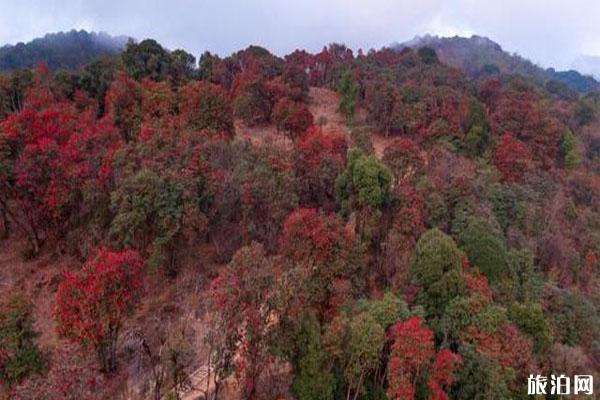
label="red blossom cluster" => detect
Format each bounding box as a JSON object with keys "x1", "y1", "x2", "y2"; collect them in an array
[
  {"x1": 55, "y1": 248, "x2": 144, "y2": 371},
  {"x1": 387, "y1": 316, "x2": 462, "y2": 400}
]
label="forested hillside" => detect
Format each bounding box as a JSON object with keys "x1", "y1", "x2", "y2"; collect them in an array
[
  {"x1": 399, "y1": 34, "x2": 600, "y2": 93},
  {"x1": 0, "y1": 30, "x2": 127, "y2": 71},
  {"x1": 1, "y1": 37, "x2": 600, "y2": 399}
]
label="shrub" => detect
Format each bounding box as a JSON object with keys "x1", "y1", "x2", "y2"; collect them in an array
[
  {"x1": 460, "y1": 218, "x2": 509, "y2": 284},
  {"x1": 272, "y1": 97, "x2": 313, "y2": 139},
  {"x1": 560, "y1": 129, "x2": 581, "y2": 170},
  {"x1": 338, "y1": 70, "x2": 359, "y2": 121},
  {"x1": 0, "y1": 295, "x2": 45, "y2": 389}
]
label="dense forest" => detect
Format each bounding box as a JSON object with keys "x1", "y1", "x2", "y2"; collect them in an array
[
  {"x1": 1, "y1": 34, "x2": 600, "y2": 400},
  {"x1": 398, "y1": 35, "x2": 600, "y2": 93},
  {"x1": 0, "y1": 30, "x2": 127, "y2": 72}
]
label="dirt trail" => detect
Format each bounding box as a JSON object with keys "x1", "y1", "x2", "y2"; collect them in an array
[
  {"x1": 0, "y1": 238, "x2": 71, "y2": 349},
  {"x1": 234, "y1": 119, "x2": 292, "y2": 149},
  {"x1": 176, "y1": 364, "x2": 215, "y2": 400},
  {"x1": 307, "y1": 86, "x2": 350, "y2": 137},
  {"x1": 372, "y1": 134, "x2": 391, "y2": 159},
  {"x1": 308, "y1": 86, "x2": 391, "y2": 160},
  {"x1": 174, "y1": 88, "x2": 353, "y2": 400},
  {"x1": 233, "y1": 87, "x2": 391, "y2": 160}
]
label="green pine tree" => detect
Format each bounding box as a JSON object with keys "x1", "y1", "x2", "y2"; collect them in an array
[{"x1": 292, "y1": 313, "x2": 335, "y2": 400}]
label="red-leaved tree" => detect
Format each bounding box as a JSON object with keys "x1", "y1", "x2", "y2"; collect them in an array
[
  {"x1": 387, "y1": 316, "x2": 461, "y2": 400},
  {"x1": 461, "y1": 323, "x2": 532, "y2": 375},
  {"x1": 1, "y1": 67, "x2": 122, "y2": 253},
  {"x1": 427, "y1": 349, "x2": 462, "y2": 400},
  {"x1": 272, "y1": 97, "x2": 314, "y2": 140},
  {"x1": 387, "y1": 316, "x2": 435, "y2": 400},
  {"x1": 279, "y1": 208, "x2": 362, "y2": 318},
  {"x1": 179, "y1": 80, "x2": 234, "y2": 138},
  {"x1": 494, "y1": 133, "x2": 532, "y2": 182},
  {"x1": 382, "y1": 138, "x2": 424, "y2": 185},
  {"x1": 208, "y1": 242, "x2": 278, "y2": 399},
  {"x1": 54, "y1": 248, "x2": 144, "y2": 372},
  {"x1": 103, "y1": 72, "x2": 143, "y2": 142},
  {"x1": 295, "y1": 126, "x2": 347, "y2": 209}
]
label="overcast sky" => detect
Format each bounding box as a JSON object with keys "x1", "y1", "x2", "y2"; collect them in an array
[{"x1": 1, "y1": 0, "x2": 599, "y2": 70}]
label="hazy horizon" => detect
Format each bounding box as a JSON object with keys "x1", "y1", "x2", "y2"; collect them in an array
[{"x1": 1, "y1": 0, "x2": 599, "y2": 72}]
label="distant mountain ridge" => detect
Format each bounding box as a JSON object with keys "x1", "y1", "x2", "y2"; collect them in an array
[
  {"x1": 394, "y1": 34, "x2": 599, "y2": 93},
  {"x1": 0, "y1": 30, "x2": 129, "y2": 71},
  {"x1": 572, "y1": 54, "x2": 600, "y2": 80},
  {"x1": 2, "y1": 30, "x2": 598, "y2": 94}
]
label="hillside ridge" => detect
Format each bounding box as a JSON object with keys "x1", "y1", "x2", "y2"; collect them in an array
[{"x1": 395, "y1": 34, "x2": 600, "y2": 92}]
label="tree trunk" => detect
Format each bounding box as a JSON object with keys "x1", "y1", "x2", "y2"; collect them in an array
[
  {"x1": 0, "y1": 205, "x2": 9, "y2": 239},
  {"x1": 213, "y1": 380, "x2": 221, "y2": 400},
  {"x1": 167, "y1": 246, "x2": 178, "y2": 277},
  {"x1": 154, "y1": 380, "x2": 162, "y2": 400},
  {"x1": 352, "y1": 372, "x2": 365, "y2": 400},
  {"x1": 205, "y1": 353, "x2": 212, "y2": 400},
  {"x1": 98, "y1": 325, "x2": 119, "y2": 373}
]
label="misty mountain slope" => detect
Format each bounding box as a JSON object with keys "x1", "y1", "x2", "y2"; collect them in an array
[
  {"x1": 396, "y1": 34, "x2": 599, "y2": 92},
  {"x1": 0, "y1": 30, "x2": 129, "y2": 71},
  {"x1": 572, "y1": 54, "x2": 600, "y2": 79}
]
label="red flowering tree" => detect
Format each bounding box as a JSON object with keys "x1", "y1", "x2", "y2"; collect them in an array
[
  {"x1": 272, "y1": 97, "x2": 313, "y2": 140},
  {"x1": 490, "y1": 88, "x2": 542, "y2": 136},
  {"x1": 279, "y1": 208, "x2": 363, "y2": 317},
  {"x1": 208, "y1": 242, "x2": 278, "y2": 399},
  {"x1": 232, "y1": 72, "x2": 273, "y2": 126},
  {"x1": 479, "y1": 78, "x2": 502, "y2": 110},
  {"x1": 54, "y1": 248, "x2": 144, "y2": 372},
  {"x1": 581, "y1": 250, "x2": 599, "y2": 294},
  {"x1": 387, "y1": 316, "x2": 435, "y2": 400},
  {"x1": 463, "y1": 266, "x2": 494, "y2": 301},
  {"x1": 494, "y1": 133, "x2": 532, "y2": 182},
  {"x1": 282, "y1": 62, "x2": 310, "y2": 101},
  {"x1": 295, "y1": 126, "x2": 347, "y2": 209},
  {"x1": 387, "y1": 316, "x2": 461, "y2": 400},
  {"x1": 491, "y1": 89, "x2": 563, "y2": 166},
  {"x1": 1, "y1": 68, "x2": 121, "y2": 253},
  {"x1": 365, "y1": 78, "x2": 397, "y2": 136},
  {"x1": 427, "y1": 349, "x2": 462, "y2": 400},
  {"x1": 379, "y1": 184, "x2": 427, "y2": 289},
  {"x1": 179, "y1": 80, "x2": 234, "y2": 138},
  {"x1": 462, "y1": 322, "x2": 532, "y2": 374},
  {"x1": 141, "y1": 78, "x2": 174, "y2": 121},
  {"x1": 103, "y1": 72, "x2": 143, "y2": 142},
  {"x1": 422, "y1": 86, "x2": 471, "y2": 139},
  {"x1": 394, "y1": 184, "x2": 426, "y2": 238},
  {"x1": 239, "y1": 144, "x2": 298, "y2": 251},
  {"x1": 382, "y1": 138, "x2": 424, "y2": 184}
]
